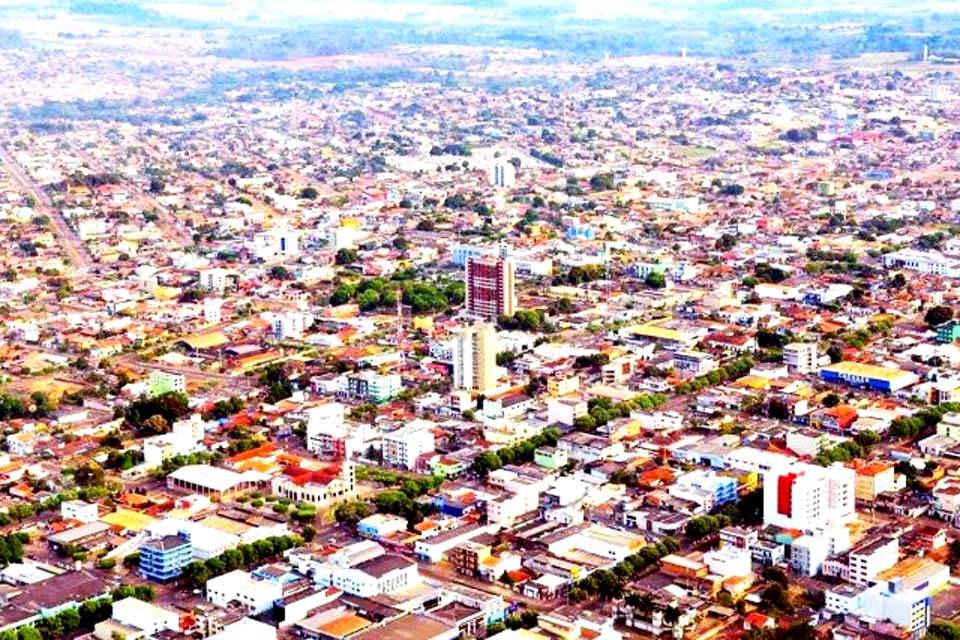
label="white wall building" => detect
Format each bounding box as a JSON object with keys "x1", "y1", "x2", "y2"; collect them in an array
[
  {"x1": 272, "y1": 311, "x2": 313, "y2": 340},
  {"x1": 453, "y1": 322, "x2": 498, "y2": 394},
  {"x1": 849, "y1": 536, "x2": 899, "y2": 586},
  {"x1": 108, "y1": 597, "x2": 180, "y2": 636},
  {"x1": 61, "y1": 500, "x2": 98, "y2": 524},
  {"x1": 784, "y1": 342, "x2": 818, "y2": 374},
  {"x1": 489, "y1": 161, "x2": 516, "y2": 188},
  {"x1": 206, "y1": 569, "x2": 283, "y2": 614},
  {"x1": 383, "y1": 420, "x2": 436, "y2": 470},
  {"x1": 763, "y1": 462, "x2": 856, "y2": 532},
  {"x1": 201, "y1": 268, "x2": 230, "y2": 292}
]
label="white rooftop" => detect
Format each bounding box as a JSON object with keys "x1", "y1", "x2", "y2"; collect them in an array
[{"x1": 168, "y1": 464, "x2": 269, "y2": 492}]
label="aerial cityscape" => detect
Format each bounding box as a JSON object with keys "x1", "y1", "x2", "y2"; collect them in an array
[{"x1": 6, "y1": 1, "x2": 960, "y2": 640}]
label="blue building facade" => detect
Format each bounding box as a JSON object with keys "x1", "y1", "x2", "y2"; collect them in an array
[{"x1": 140, "y1": 534, "x2": 192, "y2": 582}]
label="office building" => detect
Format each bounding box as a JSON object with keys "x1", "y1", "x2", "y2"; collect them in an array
[
  {"x1": 465, "y1": 254, "x2": 515, "y2": 320},
  {"x1": 453, "y1": 322, "x2": 498, "y2": 394},
  {"x1": 140, "y1": 534, "x2": 193, "y2": 582}
]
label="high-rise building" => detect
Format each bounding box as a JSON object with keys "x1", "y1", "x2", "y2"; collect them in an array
[
  {"x1": 763, "y1": 462, "x2": 856, "y2": 532},
  {"x1": 489, "y1": 161, "x2": 516, "y2": 188},
  {"x1": 203, "y1": 297, "x2": 223, "y2": 324},
  {"x1": 383, "y1": 420, "x2": 436, "y2": 470},
  {"x1": 784, "y1": 342, "x2": 818, "y2": 374},
  {"x1": 140, "y1": 533, "x2": 192, "y2": 582},
  {"x1": 465, "y1": 252, "x2": 515, "y2": 320},
  {"x1": 453, "y1": 322, "x2": 498, "y2": 394}
]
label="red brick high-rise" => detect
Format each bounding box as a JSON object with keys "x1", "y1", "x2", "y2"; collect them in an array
[{"x1": 465, "y1": 254, "x2": 515, "y2": 320}]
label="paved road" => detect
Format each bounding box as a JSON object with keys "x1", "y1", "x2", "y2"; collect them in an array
[{"x1": 0, "y1": 145, "x2": 94, "y2": 271}]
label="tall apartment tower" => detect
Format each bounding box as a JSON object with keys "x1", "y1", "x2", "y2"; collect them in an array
[
  {"x1": 453, "y1": 322, "x2": 498, "y2": 394},
  {"x1": 465, "y1": 252, "x2": 516, "y2": 320},
  {"x1": 489, "y1": 161, "x2": 516, "y2": 188}
]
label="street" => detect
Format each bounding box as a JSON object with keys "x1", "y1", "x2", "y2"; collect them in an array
[{"x1": 0, "y1": 145, "x2": 94, "y2": 271}]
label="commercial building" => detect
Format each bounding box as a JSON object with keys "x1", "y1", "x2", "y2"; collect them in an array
[
  {"x1": 763, "y1": 462, "x2": 856, "y2": 532},
  {"x1": 936, "y1": 320, "x2": 960, "y2": 344},
  {"x1": 855, "y1": 462, "x2": 896, "y2": 502},
  {"x1": 819, "y1": 361, "x2": 919, "y2": 393},
  {"x1": 272, "y1": 311, "x2": 313, "y2": 340},
  {"x1": 465, "y1": 254, "x2": 515, "y2": 320},
  {"x1": 358, "y1": 513, "x2": 408, "y2": 540},
  {"x1": 882, "y1": 248, "x2": 960, "y2": 278},
  {"x1": 140, "y1": 534, "x2": 193, "y2": 582},
  {"x1": 672, "y1": 350, "x2": 717, "y2": 376},
  {"x1": 673, "y1": 469, "x2": 738, "y2": 506},
  {"x1": 546, "y1": 397, "x2": 587, "y2": 427},
  {"x1": 304, "y1": 402, "x2": 353, "y2": 459},
  {"x1": 453, "y1": 322, "x2": 498, "y2": 394},
  {"x1": 546, "y1": 524, "x2": 645, "y2": 564},
  {"x1": 351, "y1": 615, "x2": 458, "y2": 640},
  {"x1": 856, "y1": 557, "x2": 949, "y2": 639}
]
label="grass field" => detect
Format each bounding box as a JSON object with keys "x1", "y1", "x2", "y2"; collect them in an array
[{"x1": 675, "y1": 145, "x2": 717, "y2": 159}]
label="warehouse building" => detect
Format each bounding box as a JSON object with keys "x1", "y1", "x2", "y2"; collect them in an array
[{"x1": 819, "y1": 361, "x2": 919, "y2": 393}]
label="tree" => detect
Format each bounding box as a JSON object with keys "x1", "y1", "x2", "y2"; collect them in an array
[
  {"x1": 826, "y1": 344, "x2": 843, "y2": 363},
  {"x1": 138, "y1": 414, "x2": 169, "y2": 437},
  {"x1": 589, "y1": 173, "x2": 615, "y2": 191},
  {"x1": 334, "y1": 501, "x2": 371, "y2": 527},
  {"x1": 760, "y1": 583, "x2": 793, "y2": 614},
  {"x1": 927, "y1": 621, "x2": 960, "y2": 640},
  {"x1": 573, "y1": 415, "x2": 597, "y2": 433},
  {"x1": 335, "y1": 248, "x2": 358, "y2": 265},
  {"x1": 925, "y1": 305, "x2": 954, "y2": 328},
  {"x1": 269, "y1": 266, "x2": 291, "y2": 280},
  {"x1": 357, "y1": 289, "x2": 381, "y2": 311},
  {"x1": 300, "y1": 186, "x2": 319, "y2": 199},
  {"x1": 645, "y1": 271, "x2": 666, "y2": 289},
  {"x1": 74, "y1": 462, "x2": 105, "y2": 487},
  {"x1": 822, "y1": 392, "x2": 841, "y2": 408},
  {"x1": 17, "y1": 629, "x2": 41, "y2": 640}
]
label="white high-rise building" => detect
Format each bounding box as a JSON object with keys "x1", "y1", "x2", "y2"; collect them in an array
[
  {"x1": 489, "y1": 161, "x2": 516, "y2": 188},
  {"x1": 763, "y1": 462, "x2": 856, "y2": 532},
  {"x1": 201, "y1": 268, "x2": 229, "y2": 292},
  {"x1": 204, "y1": 298, "x2": 223, "y2": 324},
  {"x1": 252, "y1": 226, "x2": 301, "y2": 260},
  {"x1": 272, "y1": 311, "x2": 313, "y2": 340},
  {"x1": 453, "y1": 323, "x2": 498, "y2": 395},
  {"x1": 784, "y1": 342, "x2": 818, "y2": 374},
  {"x1": 383, "y1": 420, "x2": 435, "y2": 470}
]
